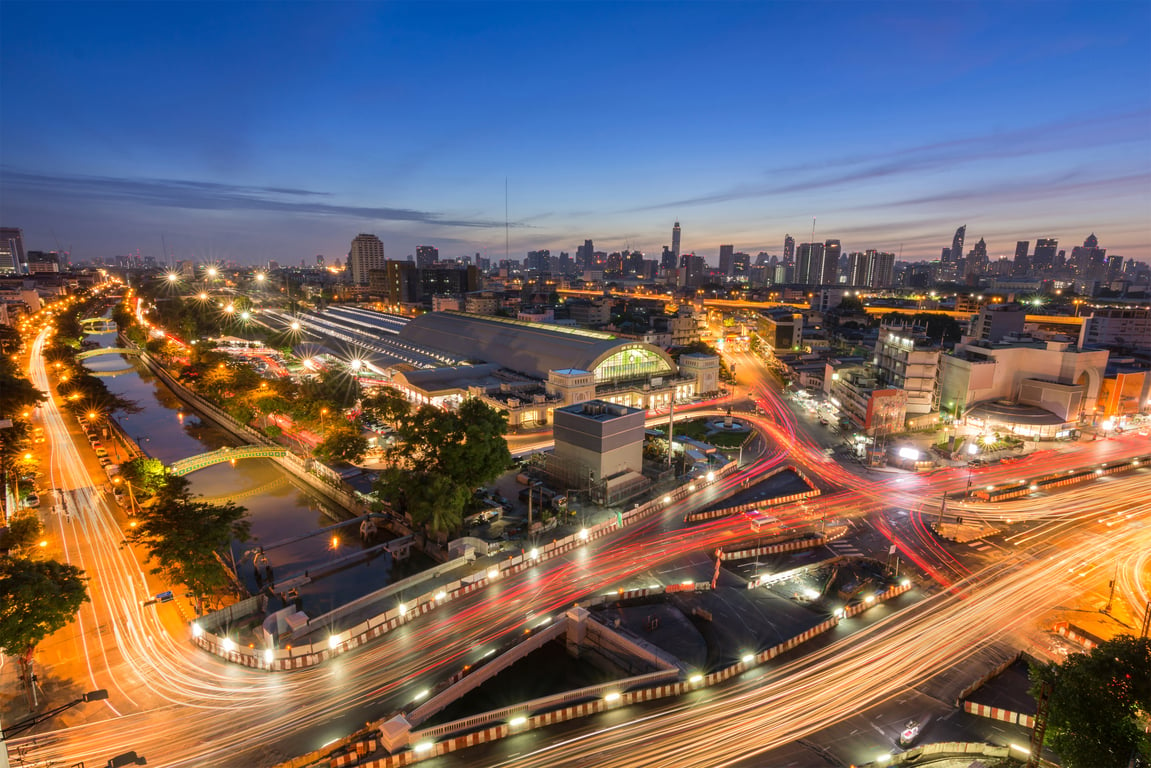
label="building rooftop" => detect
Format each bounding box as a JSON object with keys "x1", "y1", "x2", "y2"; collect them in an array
[{"x1": 556, "y1": 400, "x2": 644, "y2": 421}]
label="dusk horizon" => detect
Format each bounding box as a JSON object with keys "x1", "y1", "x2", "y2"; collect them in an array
[{"x1": 2, "y1": 1, "x2": 1149, "y2": 265}]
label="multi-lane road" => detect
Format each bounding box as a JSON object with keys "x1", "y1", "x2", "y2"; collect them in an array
[{"x1": 5, "y1": 327, "x2": 1148, "y2": 768}]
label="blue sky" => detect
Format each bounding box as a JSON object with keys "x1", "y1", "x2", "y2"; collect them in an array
[{"x1": 1, "y1": 1, "x2": 1148, "y2": 266}]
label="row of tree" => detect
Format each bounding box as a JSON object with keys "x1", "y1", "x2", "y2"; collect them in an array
[{"x1": 1, "y1": 301, "x2": 90, "y2": 667}]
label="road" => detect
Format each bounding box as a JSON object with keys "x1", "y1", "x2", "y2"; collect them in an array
[{"x1": 5, "y1": 326, "x2": 1149, "y2": 768}]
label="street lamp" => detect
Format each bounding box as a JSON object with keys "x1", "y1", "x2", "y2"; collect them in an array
[
  {"x1": 1, "y1": 689, "x2": 109, "y2": 737},
  {"x1": 320, "y1": 407, "x2": 329, "y2": 435}
]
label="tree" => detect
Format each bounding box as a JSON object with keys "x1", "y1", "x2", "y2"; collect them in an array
[
  {"x1": 1030, "y1": 635, "x2": 1151, "y2": 768},
  {"x1": 362, "y1": 388, "x2": 411, "y2": 425},
  {"x1": 406, "y1": 471, "x2": 469, "y2": 537},
  {"x1": 0, "y1": 557, "x2": 89, "y2": 660},
  {"x1": 0, "y1": 357, "x2": 46, "y2": 418},
  {"x1": 314, "y1": 425, "x2": 369, "y2": 464},
  {"x1": 128, "y1": 476, "x2": 250, "y2": 611},
  {"x1": 118, "y1": 456, "x2": 168, "y2": 498},
  {"x1": 375, "y1": 398, "x2": 511, "y2": 538},
  {"x1": 2, "y1": 511, "x2": 44, "y2": 551}
]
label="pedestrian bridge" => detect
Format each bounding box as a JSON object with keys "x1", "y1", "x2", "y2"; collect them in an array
[
  {"x1": 169, "y1": 446, "x2": 288, "y2": 476},
  {"x1": 75, "y1": 346, "x2": 143, "y2": 360},
  {"x1": 81, "y1": 317, "x2": 117, "y2": 332}
]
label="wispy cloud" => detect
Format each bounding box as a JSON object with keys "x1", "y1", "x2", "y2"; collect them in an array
[
  {"x1": 1, "y1": 168, "x2": 510, "y2": 229},
  {"x1": 629, "y1": 111, "x2": 1151, "y2": 213}
]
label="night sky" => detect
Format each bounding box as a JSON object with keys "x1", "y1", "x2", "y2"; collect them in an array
[{"x1": 1, "y1": 1, "x2": 1148, "y2": 266}]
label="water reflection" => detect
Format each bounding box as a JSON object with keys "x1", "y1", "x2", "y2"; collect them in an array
[{"x1": 81, "y1": 330, "x2": 402, "y2": 616}]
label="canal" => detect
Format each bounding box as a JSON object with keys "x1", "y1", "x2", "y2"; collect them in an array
[{"x1": 79, "y1": 329, "x2": 413, "y2": 616}]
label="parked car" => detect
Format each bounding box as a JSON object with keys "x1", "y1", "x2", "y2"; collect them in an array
[
  {"x1": 24, "y1": 492, "x2": 40, "y2": 508},
  {"x1": 95, "y1": 447, "x2": 109, "y2": 458}
]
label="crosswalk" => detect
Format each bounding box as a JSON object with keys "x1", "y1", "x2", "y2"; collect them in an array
[
  {"x1": 967, "y1": 540, "x2": 994, "y2": 552},
  {"x1": 828, "y1": 540, "x2": 864, "y2": 557}
]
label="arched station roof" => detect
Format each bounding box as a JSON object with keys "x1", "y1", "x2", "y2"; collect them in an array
[{"x1": 397, "y1": 311, "x2": 675, "y2": 383}]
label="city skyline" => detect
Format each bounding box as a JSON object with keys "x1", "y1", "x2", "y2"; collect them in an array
[{"x1": 1, "y1": 1, "x2": 1149, "y2": 265}]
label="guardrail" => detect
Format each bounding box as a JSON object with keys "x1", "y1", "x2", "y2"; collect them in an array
[
  {"x1": 193, "y1": 462, "x2": 743, "y2": 670},
  {"x1": 971, "y1": 453, "x2": 1151, "y2": 501},
  {"x1": 336, "y1": 581, "x2": 914, "y2": 768},
  {"x1": 683, "y1": 465, "x2": 820, "y2": 523}
]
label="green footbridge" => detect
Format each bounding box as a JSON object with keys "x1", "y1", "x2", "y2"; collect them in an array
[
  {"x1": 76, "y1": 347, "x2": 143, "y2": 360},
  {"x1": 169, "y1": 446, "x2": 288, "y2": 476},
  {"x1": 80, "y1": 317, "x2": 117, "y2": 332}
]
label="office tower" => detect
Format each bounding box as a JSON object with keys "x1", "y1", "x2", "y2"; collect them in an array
[
  {"x1": 822, "y1": 239, "x2": 842, "y2": 284},
  {"x1": 671, "y1": 221, "x2": 681, "y2": 260},
  {"x1": 1070, "y1": 234, "x2": 1107, "y2": 280},
  {"x1": 415, "y1": 245, "x2": 439, "y2": 269},
  {"x1": 795, "y1": 242, "x2": 825, "y2": 286},
  {"x1": 1011, "y1": 241, "x2": 1029, "y2": 276},
  {"x1": 680, "y1": 253, "x2": 705, "y2": 286},
  {"x1": 965, "y1": 237, "x2": 989, "y2": 280},
  {"x1": 718, "y1": 244, "x2": 735, "y2": 276},
  {"x1": 661, "y1": 246, "x2": 676, "y2": 270},
  {"x1": 526, "y1": 249, "x2": 552, "y2": 272},
  {"x1": 732, "y1": 252, "x2": 750, "y2": 277},
  {"x1": 0, "y1": 227, "x2": 26, "y2": 274},
  {"x1": 316, "y1": 254, "x2": 326, "y2": 268},
  {"x1": 1032, "y1": 238, "x2": 1058, "y2": 272},
  {"x1": 577, "y1": 239, "x2": 595, "y2": 270},
  {"x1": 871, "y1": 251, "x2": 895, "y2": 288},
  {"x1": 349, "y1": 233, "x2": 386, "y2": 285},
  {"x1": 847, "y1": 250, "x2": 895, "y2": 289},
  {"x1": 783, "y1": 235, "x2": 795, "y2": 262},
  {"x1": 947, "y1": 226, "x2": 966, "y2": 263}
]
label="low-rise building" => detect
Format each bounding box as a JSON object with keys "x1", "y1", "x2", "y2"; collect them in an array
[{"x1": 548, "y1": 400, "x2": 649, "y2": 504}]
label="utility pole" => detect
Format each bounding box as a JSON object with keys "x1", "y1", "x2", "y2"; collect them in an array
[
  {"x1": 1104, "y1": 559, "x2": 1118, "y2": 615},
  {"x1": 667, "y1": 399, "x2": 675, "y2": 470}
]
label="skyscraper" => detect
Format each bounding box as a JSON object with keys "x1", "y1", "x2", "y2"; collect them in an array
[
  {"x1": 671, "y1": 221, "x2": 681, "y2": 260},
  {"x1": 577, "y1": 239, "x2": 595, "y2": 270},
  {"x1": 1012, "y1": 241, "x2": 1029, "y2": 276},
  {"x1": 783, "y1": 235, "x2": 795, "y2": 262},
  {"x1": 415, "y1": 245, "x2": 439, "y2": 269},
  {"x1": 1033, "y1": 238, "x2": 1058, "y2": 272},
  {"x1": 796, "y1": 242, "x2": 825, "y2": 286},
  {"x1": 822, "y1": 239, "x2": 842, "y2": 284},
  {"x1": 718, "y1": 244, "x2": 735, "y2": 276},
  {"x1": 349, "y1": 233, "x2": 386, "y2": 285},
  {"x1": 0, "y1": 227, "x2": 25, "y2": 274},
  {"x1": 948, "y1": 226, "x2": 966, "y2": 263}
]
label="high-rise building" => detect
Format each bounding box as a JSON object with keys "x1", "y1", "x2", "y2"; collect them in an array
[
  {"x1": 661, "y1": 246, "x2": 676, "y2": 270},
  {"x1": 783, "y1": 235, "x2": 795, "y2": 262},
  {"x1": 671, "y1": 221, "x2": 681, "y2": 260},
  {"x1": 847, "y1": 250, "x2": 895, "y2": 289},
  {"x1": 577, "y1": 239, "x2": 595, "y2": 270},
  {"x1": 1070, "y1": 233, "x2": 1107, "y2": 280},
  {"x1": 718, "y1": 244, "x2": 735, "y2": 276},
  {"x1": 947, "y1": 226, "x2": 966, "y2": 263},
  {"x1": 349, "y1": 233, "x2": 386, "y2": 285},
  {"x1": 1032, "y1": 238, "x2": 1058, "y2": 272},
  {"x1": 822, "y1": 239, "x2": 842, "y2": 284},
  {"x1": 1011, "y1": 241, "x2": 1029, "y2": 276},
  {"x1": 795, "y1": 242, "x2": 825, "y2": 286},
  {"x1": 0, "y1": 227, "x2": 25, "y2": 274},
  {"x1": 316, "y1": 254, "x2": 326, "y2": 268},
  {"x1": 732, "y1": 252, "x2": 750, "y2": 277},
  {"x1": 415, "y1": 245, "x2": 439, "y2": 269}
]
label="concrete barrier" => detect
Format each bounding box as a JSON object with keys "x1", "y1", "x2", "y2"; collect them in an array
[
  {"x1": 1052, "y1": 620, "x2": 1100, "y2": 650},
  {"x1": 197, "y1": 464, "x2": 743, "y2": 670},
  {"x1": 351, "y1": 580, "x2": 913, "y2": 768}
]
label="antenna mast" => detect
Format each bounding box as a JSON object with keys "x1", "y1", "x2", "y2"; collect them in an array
[{"x1": 504, "y1": 178, "x2": 509, "y2": 264}]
